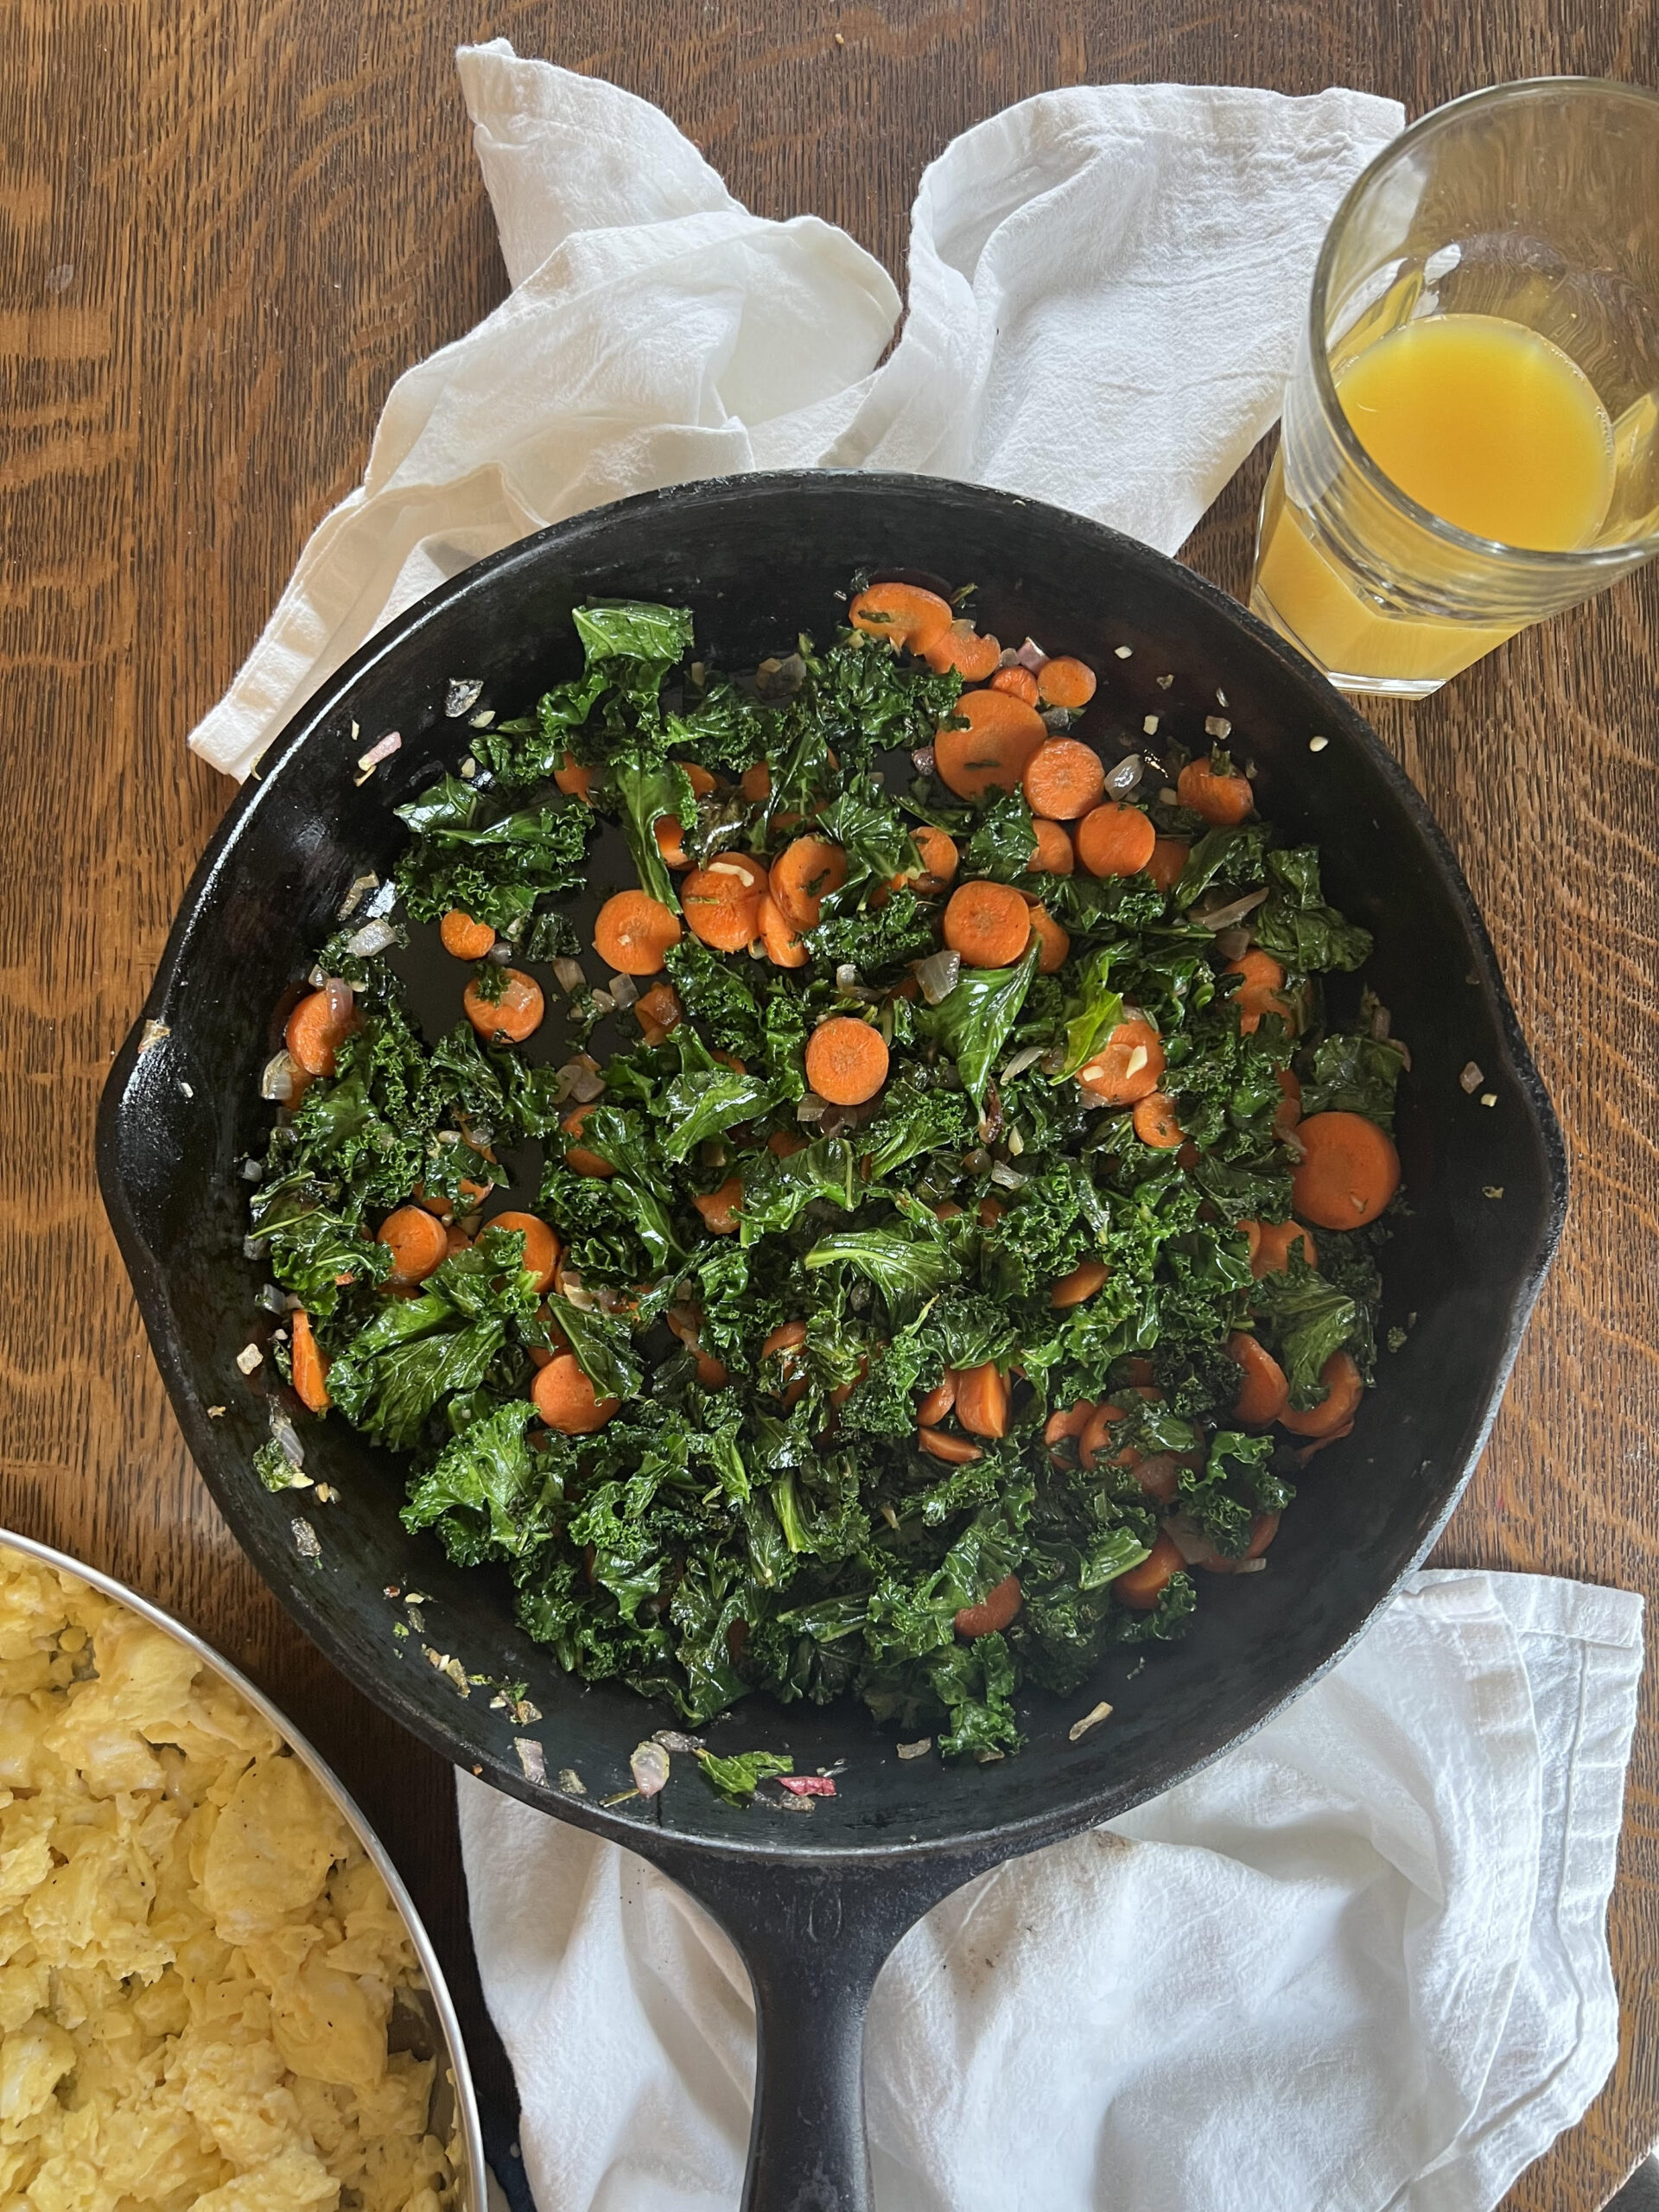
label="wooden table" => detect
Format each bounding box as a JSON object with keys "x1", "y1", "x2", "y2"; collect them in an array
[{"x1": 6, "y1": 3, "x2": 1656, "y2": 2202}]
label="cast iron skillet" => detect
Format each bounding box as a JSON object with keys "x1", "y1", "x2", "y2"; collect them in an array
[{"x1": 99, "y1": 474, "x2": 1565, "y2": 2212}]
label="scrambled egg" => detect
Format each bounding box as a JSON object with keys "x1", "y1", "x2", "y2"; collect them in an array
[{"x1": 0, "y1": 1546, "x2": 456, "y2": 2212}]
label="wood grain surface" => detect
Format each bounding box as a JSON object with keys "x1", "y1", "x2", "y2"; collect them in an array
[{"x1": 3, "y1": 3, "x2": 1656, "y2": 2202}]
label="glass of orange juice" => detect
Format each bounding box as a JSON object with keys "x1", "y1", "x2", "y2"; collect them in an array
[{"x1": 1250, "y1": 79, "x2": 1659, "y2": 696}]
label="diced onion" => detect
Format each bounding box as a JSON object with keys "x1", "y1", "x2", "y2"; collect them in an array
[
  {"x1": 589, "y1": 990, "x2": 615, "y2": 1016},
  {"x1": 797, "y1": 1093, "x2": 828, "y2": 1122},
  {"x1": 836, "y1": 963, "x2": 858, "y2": 990},
  {"x1": 912, "y1": 745, "x2": 937, "y2": 777},
  {"x1": 607, "y1": 973, "x2": 639, "y2": 1008},
  {"x1": 1195, "y1": 887, "x2": 1269, "y2": 931},
  {"x1": 445, "y1": 678, "x2": 484, "y2": 718},
  {"x1": 1164, "y1": 1516, "x2": 1218, "y2": 1566},
  {"x1": 912, "y1": 949, "x2": 961, "y2": 1006},
  {"x1": 1040, "y1": 707, "x2": 1071, "y2": 734},
  {"x1": 270, "y1": 1412, "x2": 305, "y2": 1469},
  {"x1": 553, "y1": 957, "x2": 587, "y2": 995},
  {"x1": 323, "y1": 978, "x2": 354, "y2": 1028},
  {"x1": 336, "y1": 872, "x2": 378, "y2": 919},
  {"x1": 567, "y1": 1063, "x2": 606, "y2": 1104},
  {"x1": 1016, "y1": 637, "x2": 1048, "y2": 671},
  {"x1": 1000, "y1": 1045, "x2": 1045, "y2": 1082},
  {"x1": 345, "y1": 918, "x2": 397, "y2": 957},
  {"x1": 989, "y1": 1160, "x2": 1027, "y2": 1190},
  {"x1": 1214, "y1": 925, "x2": 1252, "y2": 961},
  {"x1": 630, "y1": 1740, "x2": 671, "y2": 1797},
  {"x1": 260, "y1": 1051, "x2": 298, "y2": 1103},
  {"x1": 1106, "y1": 753, "x2": 1143, "y2": 796},
  {"x1": 357, "y1": 729, "x2": 403, "y2": 770}
]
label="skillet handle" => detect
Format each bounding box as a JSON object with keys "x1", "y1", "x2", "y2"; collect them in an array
[{"x1": 664, "y1": 1848, "x2": 991, "y2": 2212}]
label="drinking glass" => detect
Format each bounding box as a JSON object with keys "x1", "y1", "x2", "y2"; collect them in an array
[{"x1": 1250, "y1": 79, "x2": 1659, "y2": 696}]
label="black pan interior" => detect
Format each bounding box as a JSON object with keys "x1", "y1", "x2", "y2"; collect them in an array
[{"x1": 99, "y1": 473, "x2": 1564, "y2": 1866}]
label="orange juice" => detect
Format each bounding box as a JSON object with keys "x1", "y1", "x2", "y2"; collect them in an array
[{"x1": 1253, "y1": 315, "x2": 1616, "y2": 683}]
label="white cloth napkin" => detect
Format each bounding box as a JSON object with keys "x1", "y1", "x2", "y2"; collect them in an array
[
  {"x1": 187, "y1": 48, "x2": 1403, "y2": 778},
  {"x1": 457, "y1": 1569, "x2": 1643, "y2": 2212}
]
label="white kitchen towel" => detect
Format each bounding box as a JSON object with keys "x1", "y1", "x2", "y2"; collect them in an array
[
  {"x1": 187, "y1": 48, "x2": 1403, "y2": 778},
  {"x1": 456, "y1": 1570, "x2": 1644, "y2": 2212}
]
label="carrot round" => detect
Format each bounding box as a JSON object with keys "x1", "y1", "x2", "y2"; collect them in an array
[
  {"x1": 634, "y1": 980, "x2": 683, "y2": 1044},
  {"x1": 943, "y1": 880, "x2": 1031, "y2": 969},
  {"x1": 849, "y1": 582, "x2": 953, "y2": 653},
  {"x1": 956, "y1": 1573, "x2": 1022, "y2": 1638},
  {"x1": 594, "y1": 891, "x2": 683, "y2": 976},
  {"x1": 554, "y1": 753, "x2": 594, "y2": 802},
  {"x1": 1051, "y1": 1258, "x2": 1108, "y2": 1308},
  {"x1": 923, "y1": 624, "x2": 1001, "y2": 681},
  {"x1": 290, "y1": 1310, "x2": 331, "y2": 1414},
  {"x1": 693, "y1": 1175, "x2": 744, "y2": 1235},
  {"x1": 758, "y1": 893, "x2": 810, "y2": 967},
  {"x1": 1023, "y1": 739, "x2": 1106, "y2": 821},
  {"x1": 1079, "y1": 1401, "x2": 1138, "y2": 1473},
  {"x1": 1279, "y1": 1349, "x2": 1364, "y2": 1437},
  {"x1": 462, "y1": 969, "x2": 543, "y2": 1045},
  {"x1": 989, "y1": 665, "x2": 1039, "y2": 705},
  {"x1": 917, "y1": 1374, "x2": 957, "y2": 1427},
  {"x1": 683, "y1": 882, "x2": 761, "y2": 952},
  {"x1": 1075, "y1": 803, "x2": 1156, "y2": 879},
  {"x1": 1224, "y1": 949, "x2": 1291, "y2": 1035},
  {"x1": 771, "y1": 836, "x2": 849, "y2": 931},
  {"x1": 1045, "y1": 1402, "x2": 1094, "y2": 1452},
  {"x1": 1077, "y1": 1019, "x2": 1164, "y2": 1105},
  {"x1": 805, "y1": 1016, "x2": 890, "y2": 1106},
  {"x1": 1036, "y1": 657, "x2": 1096, "y2": 710},
  {"x1": 1115, "y1": 1531, "x2": 1185, "y2": 1610},
  {"x1": 487, "y1": 1211, "x2": 560, "y2": 1293},
  {"x1": 285, "y1": 988, "x2": 357, "y2": 1078},
  {"x1": 654, "y1": 817, "x2": 692, "y2": 871},
  {"x1": 440, "y1": 909, "x2": 495, "y2": 961},
  {"x1": 918, "y1": 1427, "x2": 982, "y2": 1465},
  {"x1": 377, "y1": 1205, "x2": 449, "y2": 1286},
  {"x1": 1134, "y1": 1453, "x2": 1181, "y2": 1507},
  {"x1": 1133, "y1": 1092, "x2": 1185, "y2": 1148},
  {"x1": 1249, "y1": 1219, "x2": 1318, "y2": 1278},
  {"x1": 935, "y1": 690, "x2": 1047, "y2": 800},
  {"x1": 1274, "y1": 1066, "x2": 1303, "y2": 1140},
  {"x1": 895, "y1": 824, "x2": 959, "y2": 894},
  {"x1": 1229, "y1": 1332, "x2": 1290, "y2": 1425},
  {"x1": 955, "y1": 1362, "x2": 1008, "y2": 1440},
  {"x1": 680, "y1": 761, "x2": 719, "y2": 798},
  {"x1": 1029, "y1": 817, "x2": 1077, "y2": 875},
  {"x1": 1147, "y1": 837, "x2": 1189, "y2": 894},
  {"x1": 977, "y1": 1196, "x2": 1003, "y2": 1230},
  {"x1": 739, "y1": 761, "x2": 772, "y2": 804},
  {"x1": 703, "y1": 852, "x2": 769, "y2": 899},
  {"x1": 533, "y1": 1352, "x2": 621, "y2": 1434},
  {"x1": 1028, "y1": 903, "x2": 1070, "y2": 975},
  {"x1": 1178, "y1": 754, "x2": 1253, "y2": 825},
  {"x1": 563, "y1": 1105, "x2": 614, "y2": 1178},
  {"x1": 1292, "y1": 1112, "x2": 1401, "y2": 1229}
]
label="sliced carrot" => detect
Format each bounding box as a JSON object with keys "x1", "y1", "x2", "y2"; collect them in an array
[
  {"x1": 377, "y1": 1205, "x2": 450, "y2": 1286},
  {"x1": 563, "y1": 1104, "x2": 614, "y2": 1179},
  {"x1": 923, "y1": 623, "x2": 1001, "y2": 681},
  {"x1": 681, "y1": 762, "x2": 719, "y2": 798},
  {"x1": 593, "y1": 891, "x2": 683, "y2": 976},
  {"x1": 1134, "y1": 1453, "x2": 1181, "y2": 1507},
  {"x1": 532, "y1": 1352, "x2": 621, "y2": 1434},
  {"x1": 1036, "y1": 657, "x2": 1096, "y2": 710},
  {"x1": 739, "y1": 762, "x2": 772, "y2": 804},
  {"x1": 1229, "y1": 1332, "x2": 1290, "y2": 1425},
  {"x1": 440, "y1": 910, "x2": 495, "y2": 961},
  {"x1": 683, "y1": 885, "x2": 761, "y2": 952},
  {"x1": 829, "y1": 1352, "x2": 872, "y2": 1408},
  {"x1": 1147, "y1": 837, "x2": 1189, "y2": 894},
  {"x1": 693, "y1": 1175, "x2": 744, "y2": 1235},
  {"x1": 290, "y1": 1311, "x2": 331, "y2": 1414},
  {"x1": 462, "y1": 969, "x2": 543, "y2": 1045},
  {"x1": 696, "y1": 1351, "x2": 730, "y2": 1389},
  {"x1": 1133, "y1": 1092, "x2": 1185, "y2": 1148},
  {"x1": 654, "y1": 817, "x2": 692, "y2": 870},
  {"x1": 955, "y1": 1573, "x2": 1022, "y2": 1638},
  {"x1": 917, "y1": 1374, "x2": 957, "y2": 1427},
  {"x1": 1023, "y1": 739, "x2": 1107, "y2": 822},
  {"x1": 935, "y1": 690, "x2": 1047, "y2": 800},
  {"x1": 1178, "y1": 754, "x2": 1253, "y2": 825},
  {"x1": 1077, "y1": 1019, "x2": 1164, "y2": 1105},
  {"x1": 1075, "y1": 803, "x2": 1156, "y2": 879},
  {"x1": 943, "y1": 880, "x2": 1032, "y2": 969},
  {"x1": 1249, "y1": 1219, "x2": 1318, "y2": 1279},
  {"x1": 758, "y1": 893, "x2": 810, "y2": 967},
  {"x1": 553, "y1": 753, "x2": 594, "y2": 802},
  {"x1": 1224, "y1": 949, "x2": 1291, "y2": 1035},
  {"x1": 849, "y1": 582, "x2": 953, "y2": 653},
  {"x1": 285, "y1": 988, "x2": 358, "y2": 1078},
  {"x1": 989, "y1": 665, "x2": 1039, "y2": 705},
  {"x1": 977, "y1": 1197, "x2": 1003, "y2": 1229},
  {"x1": 1291, "y1": 1112, "x2": 1401, "y2": 1229},
  {"x1": 804, "y1": 1016, "x2": 889, "y2": 1106},
  {"x1": 486, "y1": 1211, "x2": 560, "y2": 1293},
  {"x1": 444, "y1": 1224, "x2": 473, "y2": 1258},
  {"x1": 1114, "y1": 1531, "x2": 1185, "y2": 1610},
  {"x1": 1274, "y1": 1066, "x2": 1303, "y2": 1140},
  {"x1": 771, "y1": 836, "x2": 849, "y2": 931},
  {"x1": 1029, "y1": 817, "x2": 1077, "y2": 875},
  {"x1": 1045, "y1": 1402, "x2": 1095, "y2": 1452},
  {"x1": 918, "y1": 1427, "x2": 982, "y2": 1465},
  {"x1": 1079, "y1": 1401, "x2": 1138, "y2": 1474},
  {"x1": 701, "y1": 852, "x2": 769, "y2": 899},
  {"x1": 416, "y1": 1168, "x2": 491, "y2": 1219},
  {"x1": 1279, "y1": 1349, "x2": 1365, "y2": 1438},
  {"x1": 634, "y1": 980, "x2": 683, "y2": 1044},
  {"x1": 760, "y1": 1319, "x2": 809, "y2": 1407},
  {"x1": 893, "y1": 823, "x2": 959, "y2": 894},
  {"x1": 955, "y1": 1363, "x2": 1009, "y2": 1440},
  {"x1": 1027, "y1": 903, "x2": 1070, "y2": 976},
  {"x1": 934, "y1": 1200, "x2": 964, "y2": 1221},
  {"x1": 1051, "y1": 1259, "x2": 1108, "y2": 1308}
]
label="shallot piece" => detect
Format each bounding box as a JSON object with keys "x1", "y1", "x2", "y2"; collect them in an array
[
  {"x1": 776, "y1": 1774, "x2": 837, "y2": 1797},
  {"x1": 630, "y1": 1740, "x2": 671, "y2": 1798},
  {"x1": 1015, "y1": 637, "x2": 1049, "y2": 671},
  {"x1": 345, "y1": 918, "x2": 398, "y2": 957},
  {"x1": 322, "y1": 978, "x2": 355, "y2": 1028},
  {"x1": 446, "y1": 678, "x2": 484, "y2": 718},
  {"x1": 1107, "y1": 753, "x2": 1143, "y2": 795},
  {"x1": 1195, "y1": 887, "x2": 1270, "y2": 932},
  {"x1": 553, "y1": 957, "x2": 587, "y2": 996},
  {"x1": 912, "y1": 948, "x2": 961, "y2": 1006},
  {"x1": 259, "y1": 1051, "x2": 298, "y2": 1103},
  {"x1": 357, "y1": 729, "x2": 403, "y2": 772}
]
